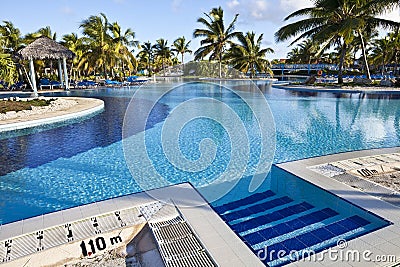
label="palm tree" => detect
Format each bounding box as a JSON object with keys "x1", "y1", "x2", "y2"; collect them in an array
[
  {"x1": 172, "y1": 36, "x2": 192, "y2": 66},
  {"x1": 298, "y1": 39, "x2": 320, "y2": 66},
  {"x1": 370, "y1": 36, "x2": 392, "y2": 75},
  {"x1": 0, "y1": 21, "x2": 24, "y2": 53},
  {"x1": 387, "y1": 31, "x2": 400, "y2": 76},
  {"x1": 275, "y1": 0, "x2": 400, "y2": 84},
  {"x1": 138, "y1": 41, "x2": 154, "y2": 76},
  {"x1": 225, "y1": 32, "x2": 274, "y2": 78},
  {"x1": 193, "y1": 6, "x2": 240, "y2": 78},
  {"x1": 61, "y1": 33, "x2": 85, "y2": 80},
  {"x1": 287, "y1": 47, "x2": 302, "y2": 64},
  {"x1": 153, "y1": 38, "x2": 173, "y2": 74},
  {"x1": 80, "y1": 13, "x2": 112, "y2": 79},
  {"x1": 0, "y1": 21, "x2": 23, "y2": 84},
  {"x1": 109, "y1": 22, "x2": 139, "y2": 78},
  {"x1": 24, "y1": 26, "x2": 57, "y2": 44}
]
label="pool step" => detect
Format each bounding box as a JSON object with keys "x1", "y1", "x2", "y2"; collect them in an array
[
  {"x1": 244, "y1": 208, "x2": 339, "y2": 249},
  {"x1": 213, "y1": 190, "x2": 275, "y2": 214},
  {"x1": 229, "y1": 202, "x2": 315, "y2": 233},
  {"x1": 221, "y1": 196, "x2": 293, "y2": 222},
  {"x1": 262, "y1": 215, "x2": 371, "y2": 266}
]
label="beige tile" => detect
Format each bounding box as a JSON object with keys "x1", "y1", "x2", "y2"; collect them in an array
[{"x1": 22, "y1": 216, "x2": 44, "y2": 234}]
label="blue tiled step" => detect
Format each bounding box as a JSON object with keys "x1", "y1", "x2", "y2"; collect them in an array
[
  {"x1": 260, "y1": 215, "x2": 371, "y2": 264},
  {"x1": 221, "y1": 196, "x2": 293, "y2": 222},
  {"x1": 252, "y1": 210, "x2": 344, "y2": 250},
  {"x1": 243, "y1": 208, "x2": 339, "y2": 247},
  {"x1": 230, "y1": 202, "x2": 314, "y2": 233},
  {"x1": 213, "y1": 190, "x2": 275, "y2": 214}
]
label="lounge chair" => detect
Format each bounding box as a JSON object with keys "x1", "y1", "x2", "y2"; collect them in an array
[
  {"x1": 0, "y1": 80, "x2": 9, "y2": 90},
  {"x1": 10, "y1": 81, "x2": 27, "y2": 91},
  {"x1": 105, "y1": 79, "x2": 122, "y2": 86},
  {"x1": 51, "y1": 80, "x2": 62, "y2": 89},
  {"x1": 76, "y1": 80, "x2": 98, "y2": 88},
  {"x1": 126, "y1": 76, "x2": 148, "y2": 86},
  {"x1": 39, "y1": 78, "x2": 53, "y2": 90}
]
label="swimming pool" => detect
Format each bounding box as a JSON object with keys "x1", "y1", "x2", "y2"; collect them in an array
[{"x1": 0, "y1": 81, "x2": 398, "y2": 264}]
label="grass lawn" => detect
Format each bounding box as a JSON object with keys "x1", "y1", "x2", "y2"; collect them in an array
[{"x1": 0, "y1": 99, "x2": 54, "y2": 114}]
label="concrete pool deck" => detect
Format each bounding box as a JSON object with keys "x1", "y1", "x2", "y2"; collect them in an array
[
  {"x1": 0, "y1": 97, "x2": 104, "y2": 133},
  {"x1": 278, "y1": 147, "x2": 400, "y2": 266},
  {"x1": 272, "y1": 84, "x2": 400, "y2": 94},
  {"x1": 0, "y1": 183, "x2": 263, "y2": 267}
]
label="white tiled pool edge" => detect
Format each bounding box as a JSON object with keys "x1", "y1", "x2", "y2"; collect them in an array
[
  {"x1": 0, "y1": 183, "x2": 263, "y2": 267},
  {"x1": 278, "y1": 147, "x2": 400, "y2": 267},
  {"x1": 0, "y1": 97, "x2": 104, "y2": 133}
]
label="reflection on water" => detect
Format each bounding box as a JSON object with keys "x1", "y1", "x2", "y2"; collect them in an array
[{"x1": 0, "y1": 83, "x2": 400, "y2": 223}]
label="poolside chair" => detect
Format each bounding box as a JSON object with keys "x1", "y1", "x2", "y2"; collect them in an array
[
  {"x1": 0, "y1": 80, "x2": 9, "y2": 90},
  {"x1": 10, "y1": 81, "x2": 27, "y2": 91},
  {"x1": 105, "y1": 79, "x2": 122, "y2": 87},
  {"x1": 39, "y1": 78, "x2": 52, "y2": 90},
  {"x1": 127, "y1": 76, "x2": 148, "y2": 86}
]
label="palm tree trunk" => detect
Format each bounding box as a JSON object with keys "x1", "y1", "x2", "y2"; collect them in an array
[
  {"x1": 103, "y1": 64, "x2": 108, "y2": 80},
  {"x1": 359, "y1": 30, "x2": 371, "y2": 80},
  {"x1": 338, "y1": 42, "x2": 347, "y2": 85},
  {"x1": 219, "y1": 57, "x2": 222, "y2": 78},
  {"x1": 181, "y1": 54, "x2": 184, "y2": 73}
]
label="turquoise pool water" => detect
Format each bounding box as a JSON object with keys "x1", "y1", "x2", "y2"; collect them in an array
[
  {"x1": 1, "y1": 81, "x2": 396, "y2": 265},
  {"x1": 1, "y1": 82, "x2": 399, "y2": 224}
]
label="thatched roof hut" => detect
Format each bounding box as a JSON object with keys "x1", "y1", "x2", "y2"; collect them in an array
[
  {"x1": 17, "y1": 36, "x2": 75, "y2": 96},
  {"x1": 17, "y1": 36, "x2": 75, "y2": 60}
]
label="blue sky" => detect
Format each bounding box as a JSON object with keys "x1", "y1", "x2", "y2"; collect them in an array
[{"x1": 2, "y1": 0, "x2": 399, "y2": 61}]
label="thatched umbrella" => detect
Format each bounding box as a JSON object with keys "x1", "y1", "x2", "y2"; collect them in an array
[{"x1": 17, "y1": 36, "x2": 75, "y2": 97}]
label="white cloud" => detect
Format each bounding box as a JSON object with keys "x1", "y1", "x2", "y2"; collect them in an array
[
  {"x1": 61, "y1": 6, "x2": 74, "y2": 15},
  {"x1": 279, "y1": 0, "x2": 312, "y2": 13},
  {"x1": 227, "y1": 0, "x2": 240, "y2": 9},
  {"x1": 379, "y1": 7, "x2": 400, "y2": 23},
  {"x1": 226, "y1": 0, "x2": 312, "y2": 24},
  {"x1": 172, "y1": 0, "x2": 183, "y2": 12}
]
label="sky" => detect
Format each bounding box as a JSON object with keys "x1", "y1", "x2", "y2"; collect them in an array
[{"x1": 2, "y1": 0, "x2": 400, "y2": 61}]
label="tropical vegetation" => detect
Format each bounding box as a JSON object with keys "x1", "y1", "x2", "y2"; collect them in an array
[
  {"x1": 1, "y1": 4, "x2": 400, "y2": 87},
  {"x1": 275, "y1": 0, "x2": 400, "y2": 84}
]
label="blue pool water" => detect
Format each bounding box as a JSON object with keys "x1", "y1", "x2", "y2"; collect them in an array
[{"x1": 0, "y1": 81, "x2": 397, "y2": 264}]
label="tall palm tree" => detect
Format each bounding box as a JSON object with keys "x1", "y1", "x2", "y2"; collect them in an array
[
  {"x1": 370, "y1": 36, "x2": 392, "y2": 75},
  {"x1": 298, "y1": 39, "x2": 320, "y2": 65},
  {"x1": 225, "y1": 32, "x2": 274, "y2": 78},
  {"x1": 80, "y1": 13, "x2": 112, "y2": 79},
  {"x1": 61, "y1": 33, "x2": 85, "y2": 80},
  {"x1": 0, "y1": 21, "x2": 23, "y2": 53},
  {"x1": 138, "y1": 41, "x2": 154, "y2": 76},
  {"x1": 0, "y1": 21, "x2": 22, "y2": 84},
  {"x1": 24, "y1": 26, "x2": 57, "y2": 44},
  {"x1": 287, "y1": 47, "x2": 302, "y2": 64},
  {"x1": 387, "y1": 31, "x2": 400, "y2": 75},
  {"x1": 109, "y1": 22, "x2": 139, "y2": 77},
  {"x1": 153, "y1": 38, "x2": 173, "y2": 74},
  {"x1": 172, "y1": 36, "x2": 192, "y2": 65},
  {"x1": 275, "y1": 0, "x2": 400, "y2": 84},
  {"x1": 193, "y1": 6, "x2": 240, "y2": 77}
]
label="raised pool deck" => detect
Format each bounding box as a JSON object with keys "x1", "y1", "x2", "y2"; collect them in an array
[
  {"x1": 0, "y1": 183, "x2": 263, "y2": 267},
  {"x1": 278, "y1": 147, "x2": 400, "y2": 266},
  {"x1": 273, "y1": 84, "x2": 400, "y2": 94},
  {"x1": 0, "y1": 97, "x2": 104, "y2": 133}
]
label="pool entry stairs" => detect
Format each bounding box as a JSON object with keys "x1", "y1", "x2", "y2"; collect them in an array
[{"x1": 213, "y1": 190, "x2": 377, "y2": 266}]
